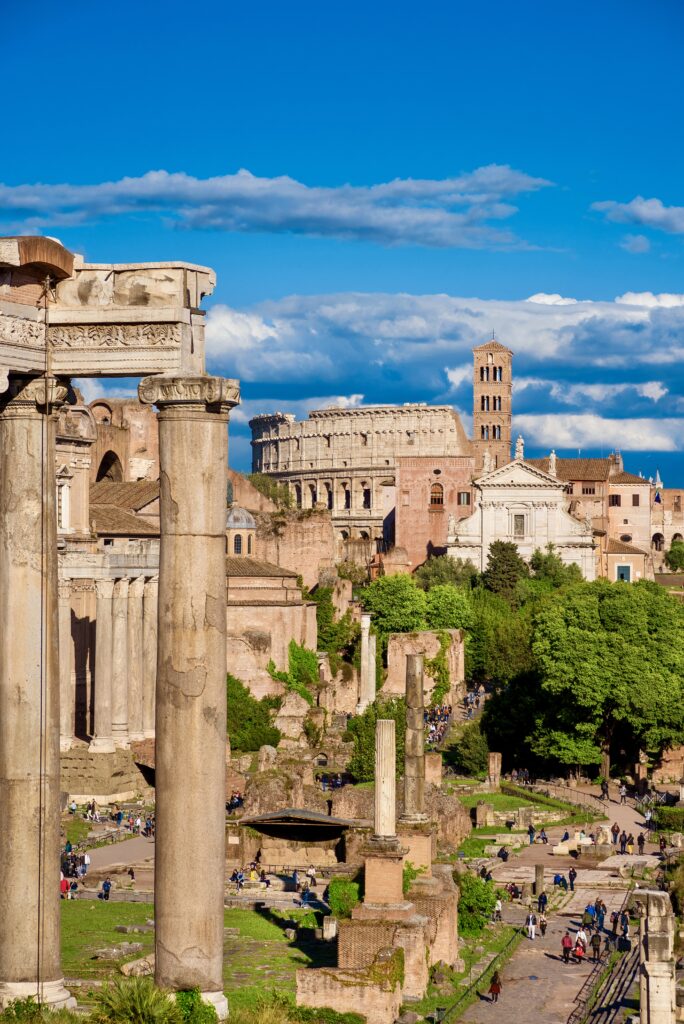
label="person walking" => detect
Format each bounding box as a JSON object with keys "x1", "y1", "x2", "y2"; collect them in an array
[
  {"x1": 568, "y1": 866, "x2": 577, "y2": 892},
  {"x1": 590, "y1": 931, "x2": 602, "y2": 961},
  {"x1": 644, "y1": 808, "x2": 652, "y2": 831},
  {"x1": 526, "y1": 911, "x2": 537, "y2": 940},
  {"x1": 528, "y1": 823, "x2": 536, "y2": 846},
  {"x1": 561, "y1": 931, "x2": 573, "y2": 964},
  {"x1": 539, "y1": 912, "x2": 548, "y2": 938},
  {"x1": 575, "y1": 927, "x2": 588, "y2": 951},
  {"x1": 488, "y1": 970, "x2": 502, "y2": 1003},
  {"x1": 101, "y1": 877, "x2": 111, "y2": 901},
  {"x1": 611, "y1": 821, "x2": 620, "y2": 845},
  {"x1": 600, "y1": 779, "x2": 609, "y2": 801},
  {"x1": 619, "y1": 830, "x2": 628, "y2": 854},
  {"x1": 619, "y1": 783, "x2": 627, "y2": 805},
  {"x1": 611, "y1": 911, "x2": 619, "y2": 940},
  {"x1": 626, "y1": 833, "x2": 635, "y2": 855},
  {"x1": 596, "y1": 901, "x2": 606, "y2": 933},
  {"x1": 538, "y1": 890, "x2": 548, "y2": 914},
  {"x1": 637, "y1": 833, "x2": 646, "y2": 855}
]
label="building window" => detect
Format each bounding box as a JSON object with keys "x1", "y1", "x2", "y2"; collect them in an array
[
  {"x1": 362, "y1": 487, "x2": 372, "y2": 509},
  {"x1": 233, "y1": 534, "x2": 242, "y2": 555},
  {"x1": 513, "y1": 514, "x2": 525, "y2": 538},
  {"x1": 457, "y1": 491, "x2": 470, "y2": 506},
  {"x1": 493, "y1": 396, "x2": 502, "y2": 411},
  {"x1": 309, "y1": 484, "x2": 317, "y2": 507},
  {"x1": 609, "y1": 494, "x2": 621, "y2": 507},
  {"x1": 675, "y1": 495, "x2": 682, "y2": 513},
  {"x1": 494, "y1": 366, "x2": 503, "y2": 381},
  {"x1": 493, "y1": 425, "x2": 501, "y2": 440},
  {"x1": 430, "y1": 483, "x2": 444, "y2": 506},
  {"x1": 582, "y1": 485, "x2": 595, "y2": 495},
  {"x1": 360, "y1": 432, "x2": 368, "y2": 447},
  {"x1": 325, "y1": 483, "x2": 333, "y2": 510},
  {"x1": 620, "y1": 534, "x2": 632, "y2": 543},
  {"x1": 652, "y1": 533, "x2": 665, "y2": 552},
  {"x1": 480, "y1": 367, "x2": 489, "y2": 382},
  {"x1": 343, "y1": 487, "x2": 351, "y2": 510},
  {"x1": 616, "y1": 564, "x2": 631, "y2": 583},
  {"x1": 481, "y1": 396, "x2": 489, "y2": 412},
  {"x1": 481, "y1": 426, "x2": 489, "y2": 440},
  {"x1": 632, "y1": 494, "x2": 640, "y2": 507},
  {"x1": 294, "y1": 484, "x2": 302, "y2": 508}
]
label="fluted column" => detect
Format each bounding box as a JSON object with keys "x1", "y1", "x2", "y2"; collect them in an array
[
  {"x1": 374, "y1": 719, "x2": 396, "y2": 840},
  {"x1": 142, "y1": 576, "x2": 158, "y2": 738},
  {"x1": 58, "y1": 578, "x2": 75, "y2": 752},
  {"x1": 127, "y1": 576, "x2": 145, "y2": 741},
  {"x1": 356, "y1": 613, "x2": 372, "y2": 713},
  {"x1": 401, "y1": 654, "x2": 427, "y2": 823},
  {"x1": 139, "y1": 373, "x2": 239, "y2": 1018},
  {"x1": 111, "y1": 578, "x2": 130, "y2": 749},
  {"x1": 0, "y1": 375, "x2": 74, "y2": 1008},
  {"x1": 89, "y1": 579, "x2": 115, "y2": 753}
]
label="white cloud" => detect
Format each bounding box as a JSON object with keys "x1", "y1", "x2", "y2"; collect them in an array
[
  {"x1": 231, "y1": 393, "x2": 366, "y2": 427},
  {"x1": 593, "y1": 196, "x2": 684, "y2": 235},
  {"x1": 514, "y1": 377, "x2": 667, "y2": 405},
  {"x1": 514, "y1": 414, "x2": 683, "y2": 452},
  {"x1": 620, "y1": 233, "x2": 651, "y2": 254},
  {"x1": 444, "y1": 364, "x2": 472, "y2": 390},
  {"x1": 73, "y1": 379, "x2": 137, "y2": 403},
  {"x1": 0, "y1": 165, "x2": 551, "y2": 249},
  {"x1": 526, "y1": 292, "x2": 578, "y2": 306},
  {"x1": 615, "y1": 291, "x2": 684, "y2": 308},
  {"x1": 637, "y1": 381, "x2": 668, "y2": 401}
]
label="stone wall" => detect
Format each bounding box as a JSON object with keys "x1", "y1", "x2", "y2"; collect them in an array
[
  {"x1": 653, "y1": 746, "x2": 684, "y2": 784},
  {"x1": 383, "y1": 629, "x2": 465, "y2": 704},
  {"x1": 227, "y1": 468, "x2": 278, "y2": 513},
  {"x1": 295, "y1": 962, "x2": 402, "y2": 1024},
  {"x1": 255, "y1": 508, "x2": 336, "y2": 589},
  {"x1": 89, "y1": 399, "x2": 159, "y2": 483}
]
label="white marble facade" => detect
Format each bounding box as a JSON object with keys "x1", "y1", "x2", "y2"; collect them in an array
[{"x1": 446, "y1": 456, "x2": 596, "y2": 579}]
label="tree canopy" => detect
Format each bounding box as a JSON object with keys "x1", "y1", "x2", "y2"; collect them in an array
[
  {"x1": 665, "y1": 540, "x2": 684, "y2": 572},
  {"x1": 482, "y1": 540, "x2": 529, "y2": 600},
  {"x1": 346, "y1": 697, "x2": 406, "y2": 782},
  {"x1": 425, "y1": 584, "x2": 473, "y2": 631},
  {"x1": 414, "y1": 555, "x2": 478, "y2": 591},
  {"x1": 227, "y1": 674, "x2": 281, "y2": 752},
  {"x1": 361, "y1": 574, "x2": 427, "y2": 648}
]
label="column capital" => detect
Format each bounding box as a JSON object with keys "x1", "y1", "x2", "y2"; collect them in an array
[
  {"x1": 57, "y1": 579, "x2": 72, "y2": 601},
  {"x1": 138, "y1": 374, "x2": 240, "y2": 413},
  {"x1": 95, "y1": 578, "x2": 116, "y2": 600},
  {"x1": 0, "y1": 375, "x2": 70, "y2": 416},
  {"x1": 113, "y1": 577, "x2": 130, "y2": 597},
  {"x1": 128, "y1": 575, "x2": 146, "y2": 598}
]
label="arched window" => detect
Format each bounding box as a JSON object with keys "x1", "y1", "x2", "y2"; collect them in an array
[
  {"x1": 481, "y1": 426, "x2": 489, "y2": 440},
  {"x1": 233, "y1": 534, "x2": 243, "y2": 555},
  {"x1": 481, "y1": 396, "x2": 489, "y2": 412},
  {"x1": 325, "y1": 484, "x2": 333, "y2": 510},
  {"x1": 294, "y1": 484, "x2": 302, "y2": 508},
  {"x1": 673, "y1": 533, "x2": 683, "y2": 543},
  {"x1": 247, "y1": 534, "x2": 253, "y2": 554},
  {"x1": 493, "y1": 396, "x2": 502, "y2": 411},
  {"x1": 480, "y1": 367, "x2": 489, "y2": 382},
  {"x1": 96, "y1": 450, "x2": 123, "y2": 482},
  {"x1": 493, "y1": 425, "x2": 501, "y2": 440},
  {"x1": 343, "y1": 486, "x2": 351, "y2": 510},
  {"x1": 652, "y1": 533, "x2": 665, "y2": 552},
  {"x1": 309, "y1": 484, "x2": 317, "y2": 507},
  {"x1": 430, "y1": 482, "x2": 444, "y2": 506},
  {"x1": 362, "y1": 487, "x2": 372, "y2": 510}
]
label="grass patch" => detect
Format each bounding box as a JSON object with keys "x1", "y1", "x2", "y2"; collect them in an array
[
  {"x1": 457, "y1": 793, "x2": 536, "y2": 812},
  {"x1": 63, "y1": 815, "x2": 93, "y2": 847}
]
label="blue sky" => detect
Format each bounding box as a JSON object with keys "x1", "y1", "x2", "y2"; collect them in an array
[{"x1": 4, "y1": 0, "x2": 684, "y2": 480}]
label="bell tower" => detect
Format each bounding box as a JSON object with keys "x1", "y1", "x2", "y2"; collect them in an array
[{"x1": 472, "y1": 338, "x2": 513, "y2": 472}]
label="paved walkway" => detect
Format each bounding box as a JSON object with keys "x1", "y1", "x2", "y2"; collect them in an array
[
  {"x1": 87, "y1": 834, "x2": 155, "y2": 870},
  {"x1": 462, "y1": 789, "x2": 647, "y2": 1023}
]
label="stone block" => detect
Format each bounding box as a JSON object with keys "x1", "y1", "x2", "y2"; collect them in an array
[
  {"x1": 120, "y1": 954, "x2": 154, "y2": 977},
  {"x1": 425, "y1": 751, "x2": 442, "y2": 786}
]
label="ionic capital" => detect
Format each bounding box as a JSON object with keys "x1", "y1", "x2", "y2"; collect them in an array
[
  {"x1": 0, "y1": 374, "x2": 70, "y2": 415},
  {"x1": 138, "y1": 374, "x2": 240, "y2": 414},
  {"x1": 58, "y1": 579, "x2": 72, "y2": 601}
]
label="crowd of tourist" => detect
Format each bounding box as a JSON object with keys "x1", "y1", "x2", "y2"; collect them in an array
[
  {"x1": 462, "y1": 687, "x2": 485, "y2": 719},
  {"x1": 424, "y1": 704, "x2": 451, "y2": 747},
  {"x1": 317, "y1": 772, "x2": 347, "y2": 791}
]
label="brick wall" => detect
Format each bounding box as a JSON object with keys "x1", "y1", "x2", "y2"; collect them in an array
[{"x1": 296, "y1": 967, "x2": 401, "y2": 1024}]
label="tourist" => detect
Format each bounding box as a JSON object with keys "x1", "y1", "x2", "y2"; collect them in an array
[
  {"x1": 69, "y1": 800, "x2": 77, "y2": 815},
  {"x1": 644, "y1": 808, "x2": 653, "y2": 831},
  {"x1": 561, "y1": 829, "x2": 570, "y2": 842},
  {"x1": 626, "y1": 833, "x2": 635, "y2": 855},
  {"x1": 603, "y1": 933, "x2": 614, "y2": 956},
  {"x1": 619, "y1": 831, "x2": 627, "y2": 855},
  {"x1": 619, "y1": 783, "x2": 627, "y2": 805},
  {"x1": 525, "y1": 910, "x2": 537, "y2": 940},
  {"x1": 574, "y1": 941, "x2": 585, "y2": 963},
  {"x1": 537, "y1": 890, "x2": 548, "y2": 914},
  {"x1": 260, "y1": 870, "x2": 271, "y2": 889},
  {"x1": 60, "y1": 876, "x2": 69, "y2": 899},
  {"x1": 582, "y1": 908, "x2": 594, "y2": 931},
  {"x1": 306, "y1": 864, "x2": 317, "y2": 888},
  {"x1": 528, "y1": 823, "x2": 536, "y2": 846},
  {"x1": 659, "y1": 834, "x2": 667, "y2": 855},
  {"x1": 65, "y1": 840, "x2": 72, "y2": 855},
  {"x1": 610, "y1": 822, "x2": 620, "y2": 845},
  {"x1": 596, "y1": 901, "x2": 606, "y2": 932},
  {"x1": 292, "y1": 868, "x2": 299, "y2": 892},
  {"x1": 561, "y1": 931, "x2": 573, "y2": 964},
  {"x1": 497, "y1": 846, "x2": 509, "y2": 862},
  {"x1": 539, "y1": 828, "x2": 548, "y2": 845},
  {"x1": 620, "y1": 910, "x2": 629, "y2": 938},
  {"x1": 610, "y1": 911, "x2": 619, "y2": 939},
  {"x1": 83, "y1": 851, "x2": 90, "y2": 875},
  {"x1": 568, "y1": 866, "x2": 577, "y2": 892},
  {"x1": 101, "y1": 878, "x2": 111, "y2": 901},
  {"x1": 539, "y1": 912, "x2": 548, "y2": 937},
  {"x1": 600, "y1": 779, "x2": 609, "y2": 801},
  {"x1": 128, "y1": 868, "x2": 135, "y2": 882},
  {"x1": 488, "y1": 970, "x2": 502, "y2": 1003},
  {"x1": 575, "y1": 926, "x2": 588, "y2": 950},
  {"x1": 590, "y1": 931, "x2": 602, "y2": 961},
  {"x1": 493, "y1": 897, "x2": 502, "y2": 923}
]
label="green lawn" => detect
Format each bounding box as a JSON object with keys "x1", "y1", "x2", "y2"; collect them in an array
[
  {"x1": 457, "y1": 792, "x2": 536, "y2": 811},
  {"x1": 61, "y1": 901, "x2": 336, "y2": 1011}
]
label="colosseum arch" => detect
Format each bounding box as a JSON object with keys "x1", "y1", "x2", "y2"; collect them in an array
[{"x1": 96, "y1": 450, "x2": 124, "y2": 482}]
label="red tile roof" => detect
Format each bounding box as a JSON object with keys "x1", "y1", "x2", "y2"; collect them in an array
[
  {"x1": 607, "y1": 538, "x2": 647, "y2": 556},
  {"x1": 528, "y1": 457, "x2": 613, "y2": 482}
]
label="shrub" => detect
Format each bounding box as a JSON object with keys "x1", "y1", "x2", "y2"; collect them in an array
[
  {"x1": 268, "y1": 641, "x2": 319, "y2": 705},
  {"x1": 227, "y1": 674, "x2": 281, "y2": 752},
  {"x1": 176, "y1": 990, "x2": 218, "y2": 1024},
  {"x1": 446, "y1": 721, "x2": 489, "y2": 776},
  {"x1": 456, "y1": 873, "x2": 498, "y2": 936},
  {"x1": 346, "y1": 697, "x2": 406, "y2": 782},
  {"x1": 654, "y1": 807, "x2": 684, "y2": 831},
  {"x1": 93, "y1": 978, "x2": 182, "y2": 1024},
  {"x1": 247, "y1": 473, "x2": 293, "y2": 508},
  {"x1": 327, "y1": 877, "x2": 361, "y2": 918},
  {"x1": 0, "y1": 999, "x2": 43, "y2": 1024},
  {"x1": 402, "y1": 860, "x2": 424, "y2": 896}
]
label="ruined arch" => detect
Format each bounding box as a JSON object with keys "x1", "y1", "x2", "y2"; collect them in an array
[{"x1": 96, "y1": 450, "x2": 123, "y2": 482}]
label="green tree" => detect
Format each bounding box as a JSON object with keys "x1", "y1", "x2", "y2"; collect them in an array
[
  {"x1": 414, "y1": 555, "x2": 478, "y2": 591},
  {"x1": 445, "y1": 721, "x2": 489, "y2": 777},
  {"x1": 309, "y1": 586, "x2": 360, "y2": 674},
  {"x1": 425, "y1": 584, "x2": 473, "y2": 631},
  {"x1": 361, "y1": 574, "x2": 427, "y2": 651},
  {"x1": 482, "y1": 541, "x2": 529, "y2": 601},
  {"x1": 665, "y1": 540, "x2": 684, "y2": 572},
  {"x1": 456, "y1": 874, "x2": 498, "y2": 936},
  {"x1": 227, "y1": 674, "x2": 281, "y2": 752},
  {"x1": 529, "y1": 544, "x2": 583, "y2": 587},
  {"x1": 346, "y1": 697, "x2": 406, "y2": 782},
  {"x1": 530, "y1": 580, "x2": 684, "y2": 776}
]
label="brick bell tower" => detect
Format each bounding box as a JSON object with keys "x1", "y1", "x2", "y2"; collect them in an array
[{"x1": 472, "y1": 338, "x2": 513, "y2": 472}]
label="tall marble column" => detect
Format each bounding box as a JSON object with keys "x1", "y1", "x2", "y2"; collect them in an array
[
  {"x1": 356, "y1": 613, "x2": 372, "y2": 713},
  {"x1": 127, "y1": 576, "x2": 145, "y2": 742},
  {"x1": 401, "y1": 654, "x2": 427, "y2": 824},
  {"x1": 0, "y1": 375, "x2": 74, "y2": 1008},
  {"x1": 58, "y1": 578, "x2": 75, "y2": 752},
  {"x1": 139, "y1": 374, "x2": 239, "y2": 1019},
  {"x1": 89, "y1": 579, "x2": 115, "y2": 753},
  {"x1": 374, "y1": 719, "x2": 397, "y2": 841},
  {"x1": 367, "y1": 633, "x2": 377, "y2": 702},
  {"x1": 111, "y1": 578, "x2": 130, "y2": 749},
  {"x1": 142, "y1": 576, "x2": 158, "y2": 739}
]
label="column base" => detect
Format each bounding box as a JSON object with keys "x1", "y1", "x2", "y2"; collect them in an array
[
  {"x1": 129, "y1": 732, "x2": 145, "y2": 742},
  {"x1": 355, "y1": 700, "x2": 370, "y2": 715},
  {"x1": 172, "y1": 991, "x2": 227, "y2": 1021},
  {"x1": 60, "y1": 737, "x2": 74, "y2": 753},
  {"x1": 112, "y1": 735, "x2": 130, "y2": 750},
  {"x1": 88, "y1": 736, "x2": 116, "y2": 754},
  {"x1": 0, "y1": 979, "x2": 76, "y2": 1010},
  {"x1": 143, "y1": 729, "x2": 155, "y2": 739}
]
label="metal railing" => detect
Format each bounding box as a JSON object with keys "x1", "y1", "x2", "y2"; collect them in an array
[
  {"x1": 565, "y1": 889, "x2": 635, "y2": 1024},
  {"x1": 439, "y1": 927, "x2": 523, "y2": 1021}
]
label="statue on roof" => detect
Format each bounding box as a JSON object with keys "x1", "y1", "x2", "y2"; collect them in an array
[
  {"x1": 549, "y1": 449, "x2": 557, "y2": 477},
  {"x1": 483, "y1": 450, "x2": 492, "y2": 474},
  {"x1": 515, "y1": 434, "x2": 524, "y2": 461}
]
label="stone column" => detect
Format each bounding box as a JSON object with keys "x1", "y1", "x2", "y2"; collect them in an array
[
  {"x1": 89, "y1": 579, "x2": 115, "y2": 753},
  {"x1": 374, "y1": 719, "x2": 397, "y2": 841},
  {"x1": 142, "y1": 576, "x2": 158, "y2": 739},
  {"x1": 110, "y1": 578, "x2": 130, "y2": 749},
  {"x1": 534, "y1": 864, "x2": 545, "y2": 897},
  {"x1": 356, "y1": 613, "x2": 372, "y2": 714},
  {"x1": 488, "y1": 752, "x2": 502, "y2": 790},
  {"x1": 367, "y1": 633, "x2": 377, "y2": 701},
  {"x1": 401, "y1": 654, "x2": 427, "y2": 824},
  {"x1": 640, "y1": 891, "x2": 676, "y2": 1024},
  {"x1": 58, "y1": 578, "x2": 75, "y2": 752},
  {"x1": 0, "y1": 375, "x2": 74, "y2": 1008},
  {"x1": 139, "y1": 374, "x2": 239, "y2": 1019},
  {"x1": 127, "y1": 576, "x2": 145, "y2": 742}
]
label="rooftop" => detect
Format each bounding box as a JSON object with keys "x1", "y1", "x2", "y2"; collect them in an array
[
  {"x1": 529, "y1": 456, "x2": 617, "y2": 482},
  {"x1": 226, "y1": 556, "x2": 298, "y2": 579},
  {"x1": 90, "y1": 480, "x2": 159, "y2": 511},
  {"x1": 607, "y1": 538, "x2": 647, "y2": 556}
]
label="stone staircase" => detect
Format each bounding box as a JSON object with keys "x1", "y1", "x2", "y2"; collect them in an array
[{"x1": 60, "y1": 745, "x2": 149, "y2": 803}]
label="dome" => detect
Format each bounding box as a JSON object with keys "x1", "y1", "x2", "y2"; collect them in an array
[{"x1": 226, "y1": 505, "x2": 256, "y2": 530}]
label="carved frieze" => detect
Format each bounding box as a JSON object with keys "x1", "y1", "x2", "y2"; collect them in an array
[
  {"x1": 0, "y1": 314, "x2": 44, "y2": 348},
  {"x1": 48, "y1": 322, "x2": 182, "y2": 349}
]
